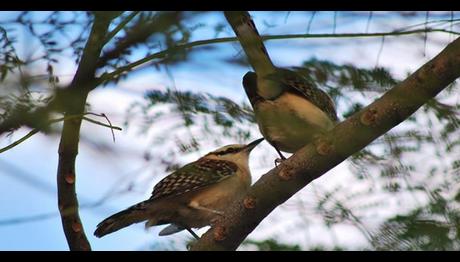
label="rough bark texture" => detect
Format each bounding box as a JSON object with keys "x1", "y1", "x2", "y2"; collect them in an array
[
  {"x1": 190, "y1": 37, "x2": 460, "y2": 251},
  {"x1": 56, "y1": 13, "x2": 115, "y2": 251}
]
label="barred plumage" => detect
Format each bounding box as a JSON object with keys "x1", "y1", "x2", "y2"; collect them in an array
[
  {"x1": 264, "y1": 68, "x2": 338, "y2": 122},
  {"x1": 225, "y1": 11, "x2": 338, "y2": 156},
  {"x1": 94, "y1": 138, "x2": 263, "y2": 239},
  {"x1": 150, "y1": 159, "x2": 238, "y2": 200}
]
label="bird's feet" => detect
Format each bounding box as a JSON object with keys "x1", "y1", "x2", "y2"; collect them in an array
[
  {"x1": 274, "y1": 158, "x2": 286, "y2": 167},
  {"x1": 185, "y1": 227, "x2": 200, "y2": 240},
  {"x1": 210, "y1": 213, "x2": 227, "y2": 230},
  {"x1": 274, "y1": 146, "x2": 287, "y2": 167}
]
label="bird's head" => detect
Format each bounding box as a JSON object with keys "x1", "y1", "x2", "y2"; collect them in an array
[{"x1": 205, "y1": 138, "x2": 264, "y2": 165}]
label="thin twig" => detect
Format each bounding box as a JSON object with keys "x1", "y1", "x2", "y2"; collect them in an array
[
  {"x1": 101, "y1": 113, "x2": 116, "y2": 142},
  {"x1": 365, "y1": 12, "x2": 373, "y2": 33},
  {"x1": 306, "y1": 11, "x2": 317, "y2": 34},
  {"x1": 375, "y1": 36, "x2": 385, "y2": 68},
  {"x1": 103, "y1": 11, "x2": 140, "y2": 45},
  {"x1": 284, "y1": 11, "x2": 291, "y2": 24},
  {"x1": 333, "y1": 12, "x2": 337, "y2": 34},
  {"x1": 0, "y1": 115, "x2": 79, "y2": 154},
  {"x1": 394, "y1": 18, "x2": 460, "y2": 32},
  {"x1": 82, "y1": 116, "x2": 121, "y2": 130},
  {"x1": 0, "y1": 113, "x2": 121, "y2": 154},
  {"x1": 83, "y1": 111, "x2": 122, "y2": 143},
  {"x1": 96, "y1": 28, "x2": 460, "y2": 85},
  {"x1": 450, "y1": 12, "x2": 455, "y2": 43},
  {"x1": 424, "y1": 11, "x2": 430, "y2": 57},
  {"x1": 0, "y1": 129, "x2": 38, "y2": 154}
]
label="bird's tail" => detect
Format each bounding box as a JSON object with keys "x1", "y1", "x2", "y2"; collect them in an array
[
  {"x1": 224, "y1": 11, "x2": 276, "y2": 75},
  {"x1": 94, "y1": 200, "x2": 152, "y2": 238}
]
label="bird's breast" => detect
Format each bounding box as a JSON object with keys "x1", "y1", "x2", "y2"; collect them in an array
[
  {"x1": 190, "y1": 171, "x2": 250, "y2": 208},
  {"x1": 179, "y1": 170, "x2": 250, "y2": 228},
  {"x1": 254, "y1": 92, "x2": 335, "y2": 153}
]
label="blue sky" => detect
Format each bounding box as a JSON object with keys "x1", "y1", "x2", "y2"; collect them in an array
[{"x1": 0, "y1": 11, "x2": 458, "y2": 250}]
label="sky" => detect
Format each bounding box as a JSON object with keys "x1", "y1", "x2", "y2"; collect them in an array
[{"x1": 0, "y1": 11, "x2": 458, "y2": 251}]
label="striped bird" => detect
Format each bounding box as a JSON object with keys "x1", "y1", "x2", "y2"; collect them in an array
[
  {"x1": 224, "y1": 11, "x2": 338, "y2": 160},
  {"x1": 94, "y1": 138, "x2": 263, "y2": 239}
]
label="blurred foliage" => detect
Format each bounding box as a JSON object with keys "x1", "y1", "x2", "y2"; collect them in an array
[
  {"x1": 0, "y1": 11, "x2": 206, "y2": 135},
  {"x1": 0, "y1": 26, "x2": 22, "y2": 82},
  {"x1": 0, "y1": 91, "x2": 52, "y2": 134},
  {"x1": 1, "y1": 11, "x2": 460, "y2": 251},
  {"x1": 371, "y1": 189, "x2": 460, "y2": 250},
  {"x1": 98, "y1": 11, "x2": 209, "y2": 85},
  {"x1": 133, "y1": 46, "x2": 459, "y2": 250},
  {"x1": 243, "y1": 239, "x2": 303, "y2": 251},
  {"x1": 123, "y1": 88, "x2": 256, "y2": 171},
  {"x1": 132, "y1": 59, "x2": 399, "y2": 155},
  {"x1": 143, "y1": 89, "x2": 255, "y2": 127},
  {"x1": 242, "y1": 238, "x2": 348, "y2": 251}
]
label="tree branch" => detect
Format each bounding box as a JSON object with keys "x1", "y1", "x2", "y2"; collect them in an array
[
  {"x1": 0, "y1": 114, "x2": 121, "y2": 154},
  {"x1": 1, "y1": 28, "x2": 457, "y2": 136},
  {"x1": 103, "y1": 11, "x2": 140, "y2": 45},
  {"x1": 96, "y1": 28, "x2": 460, "y2": 85},
  {"x1": 190, "y1": 37, "x2": 460, "y2": 251},
  {"x1": 0, "y1": 129, "x2": 39, "y2": 154},
  {"x1": 97, "y1": 11, "x2": 182, "y2": 69},
  {"x1": 56, "y1": 12, "x2": 114, "y2": 251}
]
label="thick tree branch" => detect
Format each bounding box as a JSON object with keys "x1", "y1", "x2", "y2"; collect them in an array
[
  {"x1": 56, "y1": 12, "x2": 114, "y2": 251},
  {"x1": 190, "y1": 37, "x2": 460, "y2": 251}
]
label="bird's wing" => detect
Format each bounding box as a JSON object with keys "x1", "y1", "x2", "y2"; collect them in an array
[
  {"x1": 242, "y1": 71, "x2": 264, "y2": 106},
  {"x1": 150, "y1": 158, "x2": 238, "y2": 200},
  {"x1": 266, "y1": 68, "x2": 339, "y2": 122}
]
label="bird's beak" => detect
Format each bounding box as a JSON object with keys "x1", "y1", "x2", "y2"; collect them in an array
[{"x1": 245, "y1": 138, "x2": 264, "y2": 152}]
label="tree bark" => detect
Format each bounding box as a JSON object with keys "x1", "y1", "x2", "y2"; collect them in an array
[
  {"x1": 56, "y1": 12, "x2": 116, "y2": 251},
  {"x1": 190, "y1": 37, "x2": 460, "y2": 251}
]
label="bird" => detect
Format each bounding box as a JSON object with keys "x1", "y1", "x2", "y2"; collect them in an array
[
  {"x1": 224, "y1": 11, "x2": 339, "y2": 160},
  {"x1": 94, "y1": 138, "x2": 264, "y2": 239}
]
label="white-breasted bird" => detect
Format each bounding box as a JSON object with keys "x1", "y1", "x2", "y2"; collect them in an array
[
  {"x1": 224, "y1": 11, "x2": 338, "y2": 159},
  {"x1": 94, "y1": 138, "x2": 263, "y2": 238}
]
